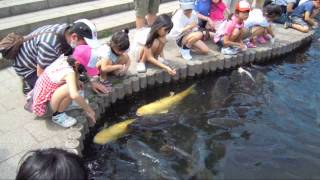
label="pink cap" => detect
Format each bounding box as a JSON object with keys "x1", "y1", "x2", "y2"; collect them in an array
[
  {"x1": 236, "y1": 1, "x2": 251, "y2": 12},
  {"x1": 72, "y1": 45, "x2": 99, "y2": 77}
]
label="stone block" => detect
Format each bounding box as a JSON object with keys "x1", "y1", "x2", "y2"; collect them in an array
[
  {"x1": 194, "y1": 60, "x2": 203, "y2": 75},
  {"x1": 202, "y1": 60, "x2": 210, "y2": 74},
  {"x1": 155, "y1": 70, "x2": 164, "y2": 85},
  {"x1": 114, "y1": 83, "x2": 125, "y2": 100},
  {"x1": 65, "y1": 139, "x2": 81, "y2": 153},
  {"x1": 163, "y1": 71, "x2": 171, "y2": 83},
  {"x1": 146, "y1": 71, "x2": 156, "y2": 87},
  {"x1": 123, "y1": 79, "x2": 133, "y2": 96},
  {"x1": 224, "y1": 55, "x2": 232, "y2": 69},
  {"x1": 216, "y1": 56, "x2": 225, "y2": 70},
  {"x1": 138, "y1": 74, "x2": 147, "y2": 89},
  {"x1": 70, "y1": 123, "x2": 85, "y2": 135},
  {"x1": 76, "y1": 116, "x2": 89, "y2": 134},
  {"x1": 243, "y1": 51, "x2": 250, "y2": 64},
  {"x1": 67, "y1": 130, "x2": 83, "y2": 141},
  {"x1": 249, "y1": 51, "x2": 256, "y2": 63},
  {"x1": 187, "y1": 61, "x2": 196, "y2": 77},
  {"x1": 237, "y1": 54, "x2": 244, "y2": 66},
  {"x1": 180, "y1": 66, "x2": 187, "y2": 80},
  {"x1": 131, "y1": 76, "x2": 140, "y2": 93},
  {"x1": 0, "y1": 7, "x2": 10, "y2": 18},
  {"x1": 208, "y1": 59, "x2": 217, "y2": 72}
]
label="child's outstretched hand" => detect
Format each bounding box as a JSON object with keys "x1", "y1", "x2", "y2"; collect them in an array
[{"x1": 166, "y1": 67, "x2": 176, "y2": 76}]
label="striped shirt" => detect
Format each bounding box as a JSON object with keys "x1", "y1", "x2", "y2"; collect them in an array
[{"x1": 13, "y1": 23, "x2": 71, "y2": 78}]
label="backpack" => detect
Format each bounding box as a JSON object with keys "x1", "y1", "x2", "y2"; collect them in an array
[
  {"x1": 0, "y1": 31, "x2": 61, "y2": 61},
  {"x1": 0, "y1": 33, "x2": 25, "y2": 60}
]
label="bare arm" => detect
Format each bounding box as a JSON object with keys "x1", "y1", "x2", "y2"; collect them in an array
[
  {"x1": 65, "y1": 73, "x2": 96, "y2": 123},
  {"x1": 304, "y1": 11, "x2": 316, "y2": 26},
  {"x1": 36, "y1": 64, "x2": 45, "y2": 76}
]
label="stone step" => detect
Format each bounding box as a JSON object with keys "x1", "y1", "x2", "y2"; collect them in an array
[
  {"x1": 92, "y1": 1, "x2": 179, "y2": 38},
  {"x1": 0, "y1": 0, "x2": 173, "y2": 38},
  {"x1": 0, "y1": 0, "x2": 95, "y2": 18}
]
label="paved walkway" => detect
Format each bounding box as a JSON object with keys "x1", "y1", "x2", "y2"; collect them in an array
[{"x1": 0, "y1": 66, "x2": 78, "y2": 178}]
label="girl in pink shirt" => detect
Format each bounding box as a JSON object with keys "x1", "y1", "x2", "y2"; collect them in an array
[
  {"x1": 209, "y1": 0, "x2": 229, "y2": 29},
  {"x1": 219, "y1": 1, "x2": 251, "y2": 55}
]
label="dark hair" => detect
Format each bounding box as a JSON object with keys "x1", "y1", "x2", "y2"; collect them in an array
[
  {"x1": 110, "y1": 29, "x2": 130, "y2": 51},
  {"x1": 145, "y1": 14, "x2": 173, "y2": 48},
  {"x1": 263, "y1": 4, "x2": 282, "y2": 18},
  {"x1": 16, "y1": 148, "x2": 88, "y2": 180},
  {"x1": 67, "y1": 56, "x2": 87, "y2": 74},
  {"x1": 66, "y1": 24, "x2": 85, "y2": 40}
]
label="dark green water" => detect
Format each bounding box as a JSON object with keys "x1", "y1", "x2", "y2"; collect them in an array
[{"x1": 83, "y1": 31, "x2": 320, "y2": 180}]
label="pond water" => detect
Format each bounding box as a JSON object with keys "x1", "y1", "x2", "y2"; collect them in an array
[{"x1": 83, "y1": 30, "x2": 320, "y2": 180}]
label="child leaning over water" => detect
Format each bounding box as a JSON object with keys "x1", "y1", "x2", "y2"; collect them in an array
[
  {"x1": 284, "y1": 0, "x2": 320, "y2": 33},
  {"x1": 169, "y1": 0, "x2": 209, "y2": 60},
  {"x1": 215, "y1": 0, "x2": 251, "y2": 55},
  {"x1": 244, "y1": 4, "x2": 282, "y2": 47},
  {"x1": 73, "y1": 30, "x2": 130, "y2": 91},
  {"x1": 31, "y1": 55, "x2": 96, "y2": 128},
  {"x1": 133, "y1": 14, "x2": 176, "y2": 75}
]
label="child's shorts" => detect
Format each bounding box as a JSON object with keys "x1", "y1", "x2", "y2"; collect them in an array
[
  {"x1": 134, "y1": 0, "x2": 160, "y2": 17},
  {"x1": 176, "y1": 31, "x2": 193, "y2": 47},
  {"x1": 291, "y1": 16, "x2": 309, "y2": 27}
]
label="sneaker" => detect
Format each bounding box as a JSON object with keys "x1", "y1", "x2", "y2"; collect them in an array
[
  {"x1": 284, "y1": 22, "x2": 291, "y2": 29},
  {"x1": 221, "y1": 47, "x2": 238, "y2": 55},
  {"x1": 52, "y1": 112, "x2": 77, "y2": 128},
  {"x1": 137, "y1": 62, "x2": 146, "y2": 73},
  {"x1": 246, "y1": 41, "x2": 257, "y2": 48},
  {"x1": 179, "y1": 48, "x2": 192, "y2": 60},
  {"x1": 257, "y1": 36, "x2": 267, "y2": 44}
]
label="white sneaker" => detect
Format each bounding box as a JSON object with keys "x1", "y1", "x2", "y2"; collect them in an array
[
  {"x1": 179, "y1": 48, "x2": 192, "y2": 60},
  {"x1": 52, "y1": 112, "x2": 77, "y2": 128},
  {"x1": 137, "y1": 62, "x2": 146, "y2": 73},
  {"x1": 221, "y1": 47, "x2": 238, "y2": 55}
]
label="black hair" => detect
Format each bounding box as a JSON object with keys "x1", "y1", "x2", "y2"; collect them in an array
[
  {"x1": 67, "y1": 56, "x2": 87, "y2": 74},
  {"x1": 263, "y1": 4, "x2": 282, "y2": 18},
  {"x1": 16, "y1": 148, "x2": 88, "y2": 180},
  {"x1": 66, "y1": 24, "x2": 85, "y2": 40},
  {"x1": 145, "y1": 14, "x2": 173, "y2": 48},
  {"x1": 110, "y1": 29, "x2": 130, "y2": 51}
]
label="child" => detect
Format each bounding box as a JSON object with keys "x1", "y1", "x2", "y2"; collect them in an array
[
  {"x1": 209, "y1": 0, "x2": 230, "y2": 30},
  {"x1": 244, "y1": 4, "x2": 282, "y2": 47},
  {"x1": 73, "y1": 30, "x2": 130, "y2": 90},
  {"x1": 217, "y1": 0, "x2": 251, "y2": 55},
  {"x1": 284, "y1": 0, "x2": 320, "y2": 32},
  {"x1": 16, "y1": 148, "x2": 88, "y2": 180},
  {"x1": 169, "y1": 0, "x2": 209, "y2": 60},
  {"x1": 31, "y1": 55, "x2": 96, "y2": 128},
  {"x1": 195, "y1": 0, "x2": 216, "y2": 29},
  {"x1": 133, "y1": 14, "x2": 176, "y2": 75}
]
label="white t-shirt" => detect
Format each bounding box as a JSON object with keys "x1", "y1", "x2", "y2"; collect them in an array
[
  {"x1": 168, "y1": 9, "x2": 199, "y2": 39},
  {"x1": 130, "y1": 27, "x2": 151, "y2": 61},
  {"x1": 244, "y1": 9, "x2": 270, "y2": 29},
  {"x1": 46, "y1": 55, "x2": 74, "y2": 83}
]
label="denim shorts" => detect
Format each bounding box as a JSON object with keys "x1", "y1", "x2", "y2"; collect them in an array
[{"x1": 291, "y1": 16, "x2": 309, "y2": 27}]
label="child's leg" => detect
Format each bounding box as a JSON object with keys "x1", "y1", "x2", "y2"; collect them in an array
[
  {"x1": 286, "y1": 17, "x2": 310, "y2": 33},
  {"x1": 50, "y1": 84, "x2": 72, "y2": 113},
  {"x1": 183, "y1": 32, "x2": 209, "y2": 54},
  {"x1": 230, "y1": 28, "x2": 241, "y2": 42},
  {"x1": 291, "y1": 24, "x2": 309, "y2": 33}
]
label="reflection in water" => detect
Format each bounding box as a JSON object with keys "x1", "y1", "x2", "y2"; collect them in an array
[{"x1": 83, "y1": 31, "x2": 320, "y2": 179}]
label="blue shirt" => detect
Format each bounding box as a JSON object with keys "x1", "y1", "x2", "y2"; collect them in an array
[
  {"x1": 195, "y1": 0, "x2": 211, "y2": 16},
  {"x1": 291, "y1": 1, "x2": 314, "y2": 17}
]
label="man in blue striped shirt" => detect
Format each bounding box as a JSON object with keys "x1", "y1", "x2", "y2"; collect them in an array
[{"x1": 14, "y1": 19, "x2": 101, "y2": 95}]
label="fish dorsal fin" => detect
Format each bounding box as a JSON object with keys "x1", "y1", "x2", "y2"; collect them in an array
[{"x1": 170, "y1": 92, "x2": 175, "y2": 96}]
